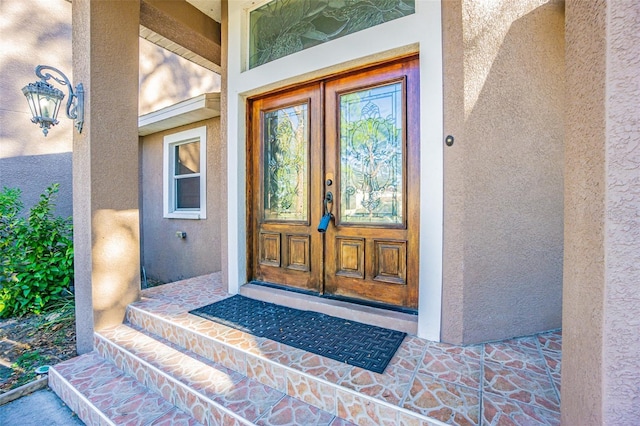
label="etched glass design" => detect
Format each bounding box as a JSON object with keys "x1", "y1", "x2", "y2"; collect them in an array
[
  {"x1": 263, "y1": 104, "x2": 309, "y2": 221},
  {"x1": 340, "y1": 82, "x2": 403, "y2": 224},
  {"x1": 249, "y1": 0, "x2": 415, "y2": 69}
]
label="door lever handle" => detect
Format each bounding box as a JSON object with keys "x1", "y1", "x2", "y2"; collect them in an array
[{"x1": 317, "y1": 191, "x2": 333, "y2": 233}]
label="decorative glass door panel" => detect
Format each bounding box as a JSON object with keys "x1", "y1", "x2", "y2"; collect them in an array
[
  {"x1": 249, "y1": 57, "x2": 419, "y2": 308},
  {"x1": 250, "y1": 85, "x2": 323, "y2": 292},
  {"x1": 339, "y1": 82, "x2": 403, "y2": 225},
  {"x1": 324, "y1": 57, "x2": 419, "y2": 308},
  {"x1": 263, "y1": 104, "x2": 309, "y2": 222}
]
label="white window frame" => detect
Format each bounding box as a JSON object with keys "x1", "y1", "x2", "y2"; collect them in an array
[{"x1": 163, "y1": 126, "x2": 207, "y2": 219}]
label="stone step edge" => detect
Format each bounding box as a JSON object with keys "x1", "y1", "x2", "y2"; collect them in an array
[
  {"x1": 94, "y1": 330, "x2": 255, "y2": 426},
  {"x1": 48, "y1": 360, "x2": 117, "y2": 426},
  {"x1": 126, "y1": 303, "x2": 444, "y2": 426}
]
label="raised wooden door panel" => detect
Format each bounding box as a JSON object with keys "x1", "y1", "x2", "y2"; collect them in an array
[
  {"x1": 373, "y1": 239, "x2": 407, "y2": 284},
  {"x1": 323, "y1": 57, "x2": 420, "y2": 308},
  {"x1": 249, "y1": 84, "x2": 323, "y2": 292},
  {"x1": 259, "y1": 231, "x2": 281, "y2": 267}
]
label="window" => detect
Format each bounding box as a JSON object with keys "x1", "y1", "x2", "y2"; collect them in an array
[
  {"x1": 163, "y1": 126, "x2": 207, "y2": 219},
  {"x1": 248, "y1": 0, "x2": 416, "y2": 69}
]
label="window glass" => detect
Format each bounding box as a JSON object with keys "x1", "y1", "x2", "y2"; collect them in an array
[
  {"x1": 176, "y1": 176, "x2": 200, "y2": 209},
  {"x1": 175, "y1": 142, "x2": 200, "y2": 174}
]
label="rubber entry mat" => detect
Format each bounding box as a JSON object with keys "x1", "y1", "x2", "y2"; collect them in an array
[{"x1": 190, "y1": 295, "x2": 406, "y2": 374}]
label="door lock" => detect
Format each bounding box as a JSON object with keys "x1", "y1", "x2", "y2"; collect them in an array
[
  {"x1": 317, "y1": 191, "x2": 333, "y2": 233},
  {"x1": 325, "y1": 172, "x2": 334, "y2": 187}
]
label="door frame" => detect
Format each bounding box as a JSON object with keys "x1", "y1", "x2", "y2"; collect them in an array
[{"x1": 226, "y1": 0, "x2": 443, "y2": 341}]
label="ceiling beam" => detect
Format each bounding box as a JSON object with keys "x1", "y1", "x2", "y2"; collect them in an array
[{"x1": 140, "y1": 0, "x2": 221, "y2": 68}]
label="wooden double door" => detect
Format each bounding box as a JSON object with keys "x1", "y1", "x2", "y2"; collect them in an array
[{"x1": 249, "y1": 57, "x2": 419, "y2": 309}]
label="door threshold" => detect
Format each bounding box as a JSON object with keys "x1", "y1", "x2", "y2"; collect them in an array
[{"x1": 239, "y1": 282, "x2": 418, "y2": 335}]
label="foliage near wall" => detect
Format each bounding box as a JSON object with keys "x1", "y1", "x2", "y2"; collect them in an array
[{"x1": 0, "y1": 184, "x2": 74, "y2": 317}]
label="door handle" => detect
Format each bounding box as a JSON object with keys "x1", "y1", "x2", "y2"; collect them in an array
[{"x1": 317, "y1": 191, "x2": 333, "y2": 233}]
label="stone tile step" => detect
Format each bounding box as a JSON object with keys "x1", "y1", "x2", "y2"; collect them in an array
[
  {"x1": 95, "y1": 323, "x2": 352, "y2": 426},
  {"x1": 48, "y1": 352, "x2": 201, "y2": 426},
  {"x1": 125, "y1": 299, "x2": 447, "y2": 426}
]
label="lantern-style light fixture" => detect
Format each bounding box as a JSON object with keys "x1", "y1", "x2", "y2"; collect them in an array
[{"x1": 22, "y1": 65, "x2": 84, "y2": 137}]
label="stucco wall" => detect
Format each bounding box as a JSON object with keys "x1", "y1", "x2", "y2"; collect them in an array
[
  {"x1": 562, "y1": 0, "x2": 640, "y2": 423},
  {"x1": 0, "y1": 0, "x2": 73, "y2": 217},
  {"x1": 139, "y1": 37, "x2": 221, "y2": 115},
  {"x1": 140, "y1": 118, "x2": 223, "y2": 283},
  {"x1": 441, "y1": 0, "x2": 565, "y2": 344}
]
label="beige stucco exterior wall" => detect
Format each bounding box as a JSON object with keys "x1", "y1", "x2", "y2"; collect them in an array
[
  {"x1": 441, "y1": 0, "x2": 565, "y2": 344},
  {"x1": 562, "y1": 0, "x2": 640, "y2": 423},
  {"x1": 139, "y1": 37, "x2": 221, "y2": 115},
  {"x1": 140, "y1": 118, "x2": 223, "y2": 283},
  {"x1": 0, "y1": 0, "x2": 73, "y2": 217}
]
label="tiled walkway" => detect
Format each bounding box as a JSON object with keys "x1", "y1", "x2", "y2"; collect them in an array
[{"x1": 137, "y1": 274, "x2": 561, "y2": 425}]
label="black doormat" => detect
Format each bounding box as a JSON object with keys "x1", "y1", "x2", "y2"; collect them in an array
[{"x1": 190, "y1": 295, "x2": 406, "y2": 374}]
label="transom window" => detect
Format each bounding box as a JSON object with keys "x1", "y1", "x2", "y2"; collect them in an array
[
  {"x1": 248, "y1": 0, "x2": 416, "y2": 69},
  {"x1": 163, "y1": 126, "x2": 207, "y2": 219}
]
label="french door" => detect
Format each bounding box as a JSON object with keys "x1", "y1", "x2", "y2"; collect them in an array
[{"x1": 249, "y1": 57, "x2": 419, "y2": 309}]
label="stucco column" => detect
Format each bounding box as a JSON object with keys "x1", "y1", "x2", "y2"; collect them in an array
[
  {"x1": 72, "y1": 0, "x2": 141, "y2": 353},
  {"x1": 563, "y1": 0, "x2": 640, "y2": 423}
]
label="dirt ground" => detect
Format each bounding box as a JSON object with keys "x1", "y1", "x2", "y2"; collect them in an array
[
  {"x1": 0, "y1": 305, "x2": 76, "y2": 393},
  {"x1": 0, "y1": 279, "x2": 164, "y2": 394}
]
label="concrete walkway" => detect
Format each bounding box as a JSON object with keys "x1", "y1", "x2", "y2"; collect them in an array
[{"x1": 0, "y1": 388, "x2": 83, "y2": 426}]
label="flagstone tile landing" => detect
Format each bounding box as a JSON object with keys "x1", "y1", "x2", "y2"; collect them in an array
[{"x1": 49, "y1": 273, "x2": 561, "y2": 425}]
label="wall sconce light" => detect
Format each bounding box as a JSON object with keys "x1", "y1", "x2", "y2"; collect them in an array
[{"x1": 22, "y1": 65, "x2": 84, "y2": 137}]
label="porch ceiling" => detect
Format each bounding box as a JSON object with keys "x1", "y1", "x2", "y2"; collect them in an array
[{"x1": 186, "y1": 0, "x2": 221, "y2": 23}]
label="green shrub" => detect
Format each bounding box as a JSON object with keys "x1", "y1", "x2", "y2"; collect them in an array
[{"x1": 0, "y1": 184, "x2": 74, "y2": 318}]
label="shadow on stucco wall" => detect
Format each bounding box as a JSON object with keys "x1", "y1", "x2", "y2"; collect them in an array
[
  {"x1": 0, "y1": 153, "x2": 73, "y2": 218},
  {"x1": 0, "y1": 0, "x2": 73, "y2": 158},
  {"x1": 139, "y1": 38, "x2": 221, "y2": 115},
  {"x1": 463, "y1": 0, "x2": 564, "y2": 340},
  {"x1": 443, "y1": 0, "x2": 565, "y2": 343}
]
